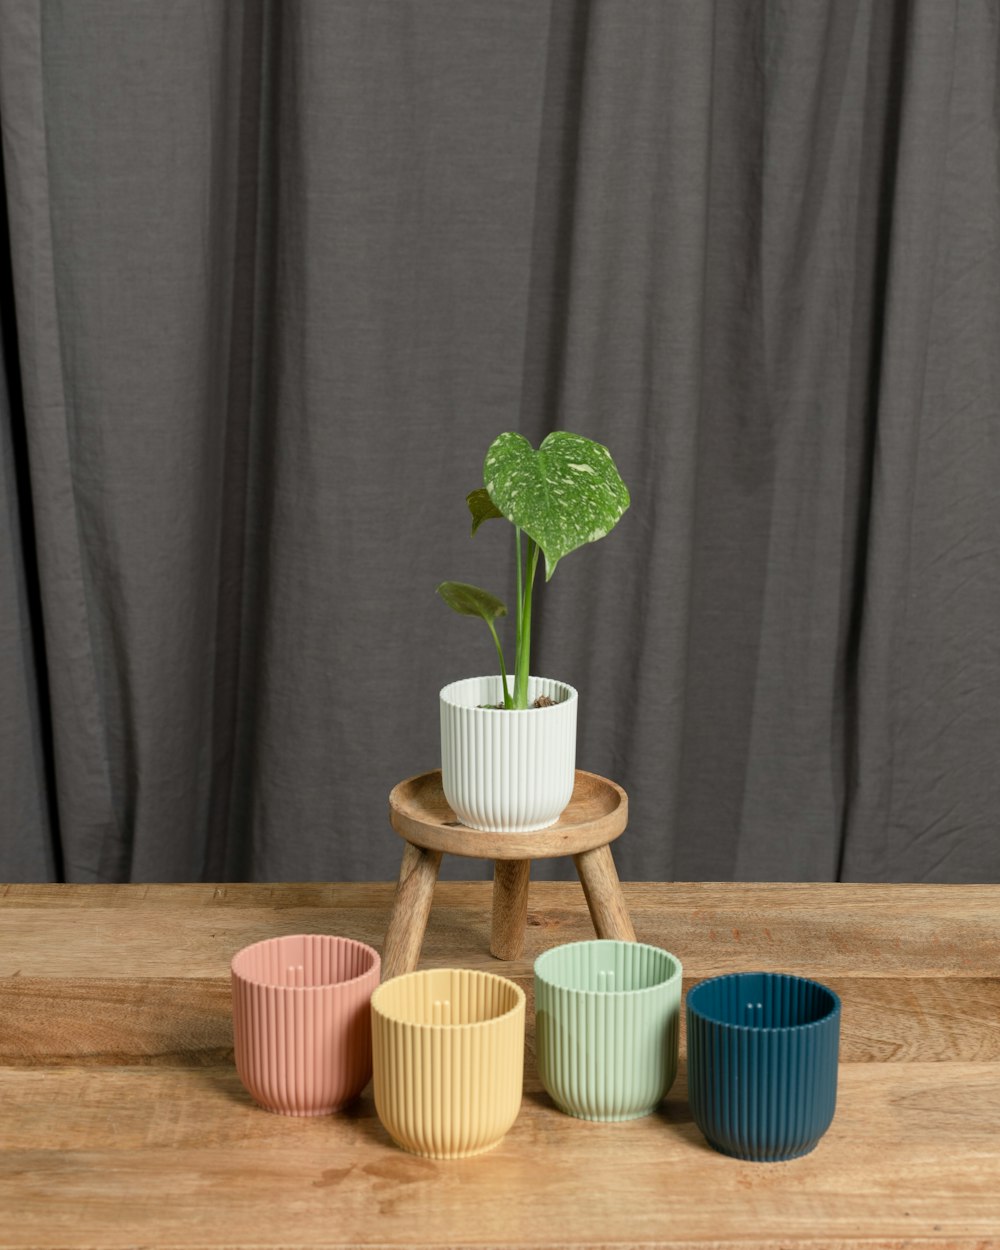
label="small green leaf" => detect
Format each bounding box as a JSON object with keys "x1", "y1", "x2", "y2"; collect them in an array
[
  {"x1": 436, "y1": 581, "x2": 508, "y2": 621},
  {"x1": 466, "y1": 488, "x2": 504, "y2": 535},
  {"x1": 483, "y1": 431, "x2": 630, "y2": 580}
]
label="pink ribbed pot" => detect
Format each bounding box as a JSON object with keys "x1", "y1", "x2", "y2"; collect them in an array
[{"x1": 231, "y1": 934, "x2": 381, "y2": 1116}]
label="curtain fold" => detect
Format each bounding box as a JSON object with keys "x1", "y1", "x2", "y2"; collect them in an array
[
  {"x1": 1, "y1": 0, "x2": 997, "y2": 883},
  {"x1": 841, "y1": 0, "x2": 1000, "y2": 881},
  {"x1": 1, "y1": 140, "x2": 56, "y2": 879}
]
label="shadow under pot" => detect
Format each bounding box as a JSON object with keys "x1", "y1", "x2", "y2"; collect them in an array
[
  {"x1": 685, "y1": 971, "x2": 842, "y2": 1161},
  {"x1": 534, "y1": 939, "x2": 682, "y2": 1121},
  {"x1": 371, "y1": 968, "x2": 526, "y2": 1159}
]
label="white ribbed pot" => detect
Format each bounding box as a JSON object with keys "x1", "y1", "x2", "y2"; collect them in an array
[{"x1": 440, "y1": 675, "x2": 578, "y2": 832}]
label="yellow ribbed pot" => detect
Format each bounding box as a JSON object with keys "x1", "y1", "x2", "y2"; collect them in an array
[{"x1": 371, "y1": 968, "x2": 525, "y2": 1159}]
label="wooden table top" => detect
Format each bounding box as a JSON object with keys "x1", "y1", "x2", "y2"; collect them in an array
[{"x1": 1, "y1": 881, "x2": 998, "y2": 1250}]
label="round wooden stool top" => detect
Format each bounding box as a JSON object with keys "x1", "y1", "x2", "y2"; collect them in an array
[{"x1": 388, "y1": 769, "x2": 628, "y2": 861}]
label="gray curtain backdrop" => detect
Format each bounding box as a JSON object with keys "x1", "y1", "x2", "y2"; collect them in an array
[{"x1": 1, "y1": 0, "x2": 998, "y2": 884}]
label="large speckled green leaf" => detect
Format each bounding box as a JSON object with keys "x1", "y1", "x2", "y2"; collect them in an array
[
  {"x1": 436, "y1": 581, "x2": 507, "y2": 621},
  {"x1": 483, "y1": 431, "x2": 630, "y2": 579}
]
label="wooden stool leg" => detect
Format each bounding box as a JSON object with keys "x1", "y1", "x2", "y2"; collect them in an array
[
  {"x1": 490, "y1": 859, "x2": 531, "y2": 960},
  {"x1": 573, "y1": 843, "x2": 636, "y2": 942},
  {"x1": 382, "y1": 841, "x2": 442, "y2": 980}
]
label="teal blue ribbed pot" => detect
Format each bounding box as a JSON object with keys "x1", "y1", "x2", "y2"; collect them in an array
[
  {"x1": 686, "y1": 971, "x2": 841, "y2": 1161},
  {"x1": 534, "y1": 940, "x2": 682, "y2": 1121}
]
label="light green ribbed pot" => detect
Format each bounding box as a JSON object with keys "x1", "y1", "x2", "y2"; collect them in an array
[{"x1": 534, "y1": 939, "x2": 682, "y2": 1122}]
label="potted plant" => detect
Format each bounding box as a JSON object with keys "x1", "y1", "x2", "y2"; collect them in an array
[{"x1": 436, "y1": 431, "x2": 629, "y2": 831}]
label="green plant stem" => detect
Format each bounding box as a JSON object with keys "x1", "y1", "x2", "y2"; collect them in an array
[
  {"x1": 513, "y1": 539, "x2": 540, "y2": 709},
  {"x1": 515, "y1": 526, "x2": 523, "y2": 639},
  {"x1": 486, "y1": 619, "x2": 514, "y2": 709}
]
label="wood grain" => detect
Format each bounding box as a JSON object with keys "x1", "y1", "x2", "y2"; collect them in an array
[
  {"x1": 3, "y1": 882, "x2": 995, "y2": 978},
  {"x1": 388, "y1": 770, "x2": 633, "y2": 964},
  {"x1": 0, "y1": 1066, "x2": 999, "y2": 1247},
  {"x1": 491, "y1": 860, "x2": 531, "y2": 960},
  {"x1": 380, "y1": 843, "x2": 441, "y2": 980},
  {"x1": 3, "y1": 975, "x2": 1000, "y2": 1068},
  {"x1": 1, "y1": 883, "x2": 999, "y2": 1249},
  {"x1": 573, "y1": 844, "x2": 637, "y2": 942},
  {"x1": 388, "y1": 770, "x2": 627, "y2": 859}
]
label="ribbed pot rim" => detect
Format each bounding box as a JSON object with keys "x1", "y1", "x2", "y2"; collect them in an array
[
  {"x1": 534, "y1": 939, "x2": 682, "y2": 998},
  {"x1": 230, "y1": 934, "x2": 381, "y2": 991},
  {"x1": 439, "y1": 675, "x2": 578, "y2": 713},
  {"x1": 686, "y1": 970, "x2": 841, "y2": 1033},
  {"x1": 371, "y1": 968, "x2": 525, "y2": 1030}
]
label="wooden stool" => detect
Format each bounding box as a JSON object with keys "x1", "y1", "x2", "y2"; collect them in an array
[{"x1": 382, "y1": 769, "x2": 635, "y2": 980}]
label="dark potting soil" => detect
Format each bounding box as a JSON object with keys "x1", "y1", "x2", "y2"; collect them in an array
[{"x1": 476, "y1": 695, "x2": 557, "y2": 710}]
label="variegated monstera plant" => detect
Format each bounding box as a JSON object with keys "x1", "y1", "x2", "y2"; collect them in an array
[{"x1": 437, "y1": 431, "x2": 629, "y2": 710}]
